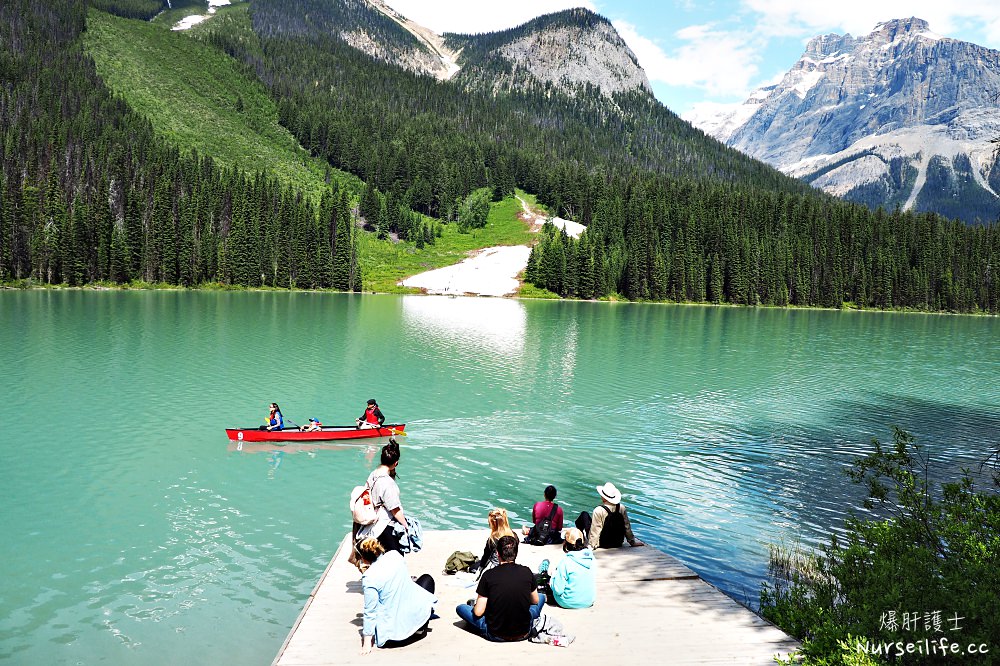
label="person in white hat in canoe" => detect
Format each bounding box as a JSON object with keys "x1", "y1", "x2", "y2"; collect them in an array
[{"x1": 577, "y1": 482, "x2": 645, "y2": 551}]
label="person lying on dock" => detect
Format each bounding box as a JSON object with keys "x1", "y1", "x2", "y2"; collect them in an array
[
  {"x1": 456, "y1": 535, "x2": 545, "y2": 642},
  {"x1": 355, "y1": 538, "x2": 436, "y2": 655},
  {"x1": 298, "y1": 417, "x2": 322, "y2": 432},
  {"x1": 356, "y1": 398, "x2": 385, "y2": 430},
  {"x1": 575, "y1": 482, "x2": 645, "y2": 550},
  {"x1": 548, "y1": 528, "x2": 595, "y2": 609},
  {"x1": 521, "y1": 484, "x2": 563, "y2": 545}
]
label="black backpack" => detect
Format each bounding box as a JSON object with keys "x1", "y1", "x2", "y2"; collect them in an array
[
  {"x1": 526, "y1": 503, "x2": 559, "y2": 546},
  {"x1": 599, "y1": 504, "x2": 626, "y2": 548}
]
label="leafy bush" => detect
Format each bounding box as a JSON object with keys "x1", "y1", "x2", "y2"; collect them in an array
[
  {"x1": 761, "y1": 427, "x2": 1000, "y2": 665},
  {"x1": 457, "y1": 188, "x2": 493, "y2": 232}
]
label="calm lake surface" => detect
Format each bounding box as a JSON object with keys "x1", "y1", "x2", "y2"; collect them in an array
[{"x1": 1, "y1": 291, "x2": 997, "y2": 664}]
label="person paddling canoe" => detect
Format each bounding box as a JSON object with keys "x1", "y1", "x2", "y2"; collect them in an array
[
  {"x1": 264, "y1": 402, "x2": 284, "y2": 431},
  {"x1": 357, "y1": 399, "x2": 385, "y2": 430}
]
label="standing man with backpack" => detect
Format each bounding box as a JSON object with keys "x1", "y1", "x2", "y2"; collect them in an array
[{"x1": 577, "y1": 482, "x2": 644, "y2": 550}]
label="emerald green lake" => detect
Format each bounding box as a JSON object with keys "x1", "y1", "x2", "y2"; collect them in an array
[{"x1": 1, "y1": 291, "x2": 997, "y2": 664}]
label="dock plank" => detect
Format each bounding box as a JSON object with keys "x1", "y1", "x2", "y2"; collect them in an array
[{"x1": 274, "y1": 529, "x2": 799, "y2": 665}]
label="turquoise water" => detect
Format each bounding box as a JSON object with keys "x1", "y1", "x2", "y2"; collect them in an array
[{"x1": 1, "y1": 291, "x2": 997, "y2": 664}]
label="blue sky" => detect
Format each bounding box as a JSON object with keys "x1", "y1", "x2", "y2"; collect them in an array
[{"x1": 383, "y1": 0, "x2": 1000, "y2": 115}]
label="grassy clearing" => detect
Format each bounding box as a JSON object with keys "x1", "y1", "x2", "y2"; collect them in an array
[
  {"x1": 84, "y1": 8, "x2": 356, "y2": 203},
  {"x1": 360, "y1": 194, "x2": 536, "y2": 292}
]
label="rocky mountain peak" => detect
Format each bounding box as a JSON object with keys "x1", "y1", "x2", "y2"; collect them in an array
[
  {"x1": 803, "y1": 32, "x2": 857, "y2": 60},
  {"x1": 445, "y1": 8, "x2": 652, "y2": 99},
  {"x1": 869, "y1": 17, "x2": 933, "y2": 44},
  {"x1": 685, "y1": 18, "x2": 1000, "y2": 224},
  {"x1": 497, "y1": 12, "x2": 652, "y2": 97}
]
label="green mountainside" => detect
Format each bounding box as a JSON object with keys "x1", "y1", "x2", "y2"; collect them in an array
[
  {"x1": 84, "y1": 8, "x2": 344, "y2": 203},
  {"x1": 0, "y1": 0, "x2": 359, "y2": 290}
]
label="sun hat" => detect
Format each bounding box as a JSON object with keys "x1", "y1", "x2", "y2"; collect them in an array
[{"x1": 596, "y1": 482, "x2": 621, "y2": 504}]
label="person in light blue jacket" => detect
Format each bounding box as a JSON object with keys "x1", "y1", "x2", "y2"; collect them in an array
[
  {"x1": 550, "y1": 528, "x2": 596, "y2": 609},
  {"x1": 356, "y1": 538, "x2": 436, "y2": 655}
]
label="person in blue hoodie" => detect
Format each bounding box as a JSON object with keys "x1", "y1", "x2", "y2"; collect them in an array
[{"x1": 550, "y1": 527, "x2": 596, "y2": 609}]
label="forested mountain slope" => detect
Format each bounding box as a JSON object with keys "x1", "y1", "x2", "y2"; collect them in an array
[
  {"x1": 84, "y1": 9, "x2": 344, "y2": 203},
  {"x1": 0, "y1": 0, "x2": 359, "y2": 290},
  {"x1": 1, "y1": 0, "x2": 997, "y2": 313},
  {"x1": 237, "y1": 0, "x2": 806, "y2": 209}
]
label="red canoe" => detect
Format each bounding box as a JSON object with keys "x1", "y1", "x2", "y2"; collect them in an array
[{"x1": 225, "y1": 424, "x2": 406, "y2": 443}]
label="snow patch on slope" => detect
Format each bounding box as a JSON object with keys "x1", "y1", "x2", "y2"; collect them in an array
[
  {"x1": 400, "y1": 246, "x2": 531, "y2": 296},
  {"x1": 811, "y1": 155, "x2": 890, "y2": 197},
  {"x1": 172, "y1": 0, "x2": 230, "y2": 31},
  {"x1": 787, "y1": 117, "x2": 1000, "y2": 208}
]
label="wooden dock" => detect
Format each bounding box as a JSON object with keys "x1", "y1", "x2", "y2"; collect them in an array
[{"x1": 273, "y1": 530, "x2": 799, "y2": 665}]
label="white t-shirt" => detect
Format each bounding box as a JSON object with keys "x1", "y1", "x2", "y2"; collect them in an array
[{"x1": 358, "y1": 468, "x2": 401, "y2": 539}]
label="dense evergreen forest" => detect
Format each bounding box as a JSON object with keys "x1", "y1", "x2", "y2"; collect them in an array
[
  {"x1": 1, "y1": 0, "x2": 997, "y2": 313},
  {"x1": 0, "y1": 0, "x2": 359, "y2": 289}
]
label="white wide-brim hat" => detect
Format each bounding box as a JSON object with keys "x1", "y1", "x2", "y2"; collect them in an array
[{"x1": 596, "y1": 482, "x2": 621, "y2": 504}]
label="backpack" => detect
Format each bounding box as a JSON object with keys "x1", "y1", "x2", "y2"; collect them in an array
[
  {"x1": 443, "y1": 550, "x2": 478, "y2": 574},
  {"x1": 350, "y1": 483, "x2": 377, "y2": 525},
  {"x1": 598, "y1": 504, "x2": 626, "y2": 548},
  {"x1": 526, "y1": 503, "x2": 559, "y2": 546}
]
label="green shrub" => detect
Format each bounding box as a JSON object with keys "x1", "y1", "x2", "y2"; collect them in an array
[{"x1": 761, "y1": 427, "x2": 1000, "y2": 665}]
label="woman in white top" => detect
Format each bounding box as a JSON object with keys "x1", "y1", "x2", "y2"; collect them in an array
[{"x1": 356, "y1": 440, "x2": 408, "y2": 554}]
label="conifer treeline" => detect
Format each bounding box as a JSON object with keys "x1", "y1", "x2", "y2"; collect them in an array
[
  {"x1": 527, "y1": 179, "x2": 998, "y2": 311},
  {"x1": 0, "y1": 0, "x2": 359, "y2": 289}
]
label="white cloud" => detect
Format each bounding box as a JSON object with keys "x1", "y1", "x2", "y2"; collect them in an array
[
  {"x1": 615, "y1": 20, "x2": 761, "y2": 98},
  {"x1": 382, "y1": 0, "x2": 596, "y2": 35},
  {"x1": 743, "y1": 0, "x2": 1000, "y2": 44}
]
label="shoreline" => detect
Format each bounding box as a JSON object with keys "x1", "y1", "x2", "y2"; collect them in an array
[{"x1": 1, "y1": 281, "x2": 994, "y2": 317}]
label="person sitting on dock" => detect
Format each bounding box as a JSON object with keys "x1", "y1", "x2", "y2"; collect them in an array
[
  {"x1": 576, "y1": 482, "x2": 645, "y2": 550},
  {"x1": 456, "y1": 535, "x2": 545, "y2": 642},
  {"x1": 548, "y1": 528, "x2": 596, "y2": 609},
  {"x1": 478, "y1": 508, "x2": 516, "y2": 576},
  {"x1": 357, "y1": 399, "x2": 385, "y2": 430},
  {"x1": 299, "y1": 417, "x2": 322, "y2": 432},
  {"x1": 355, "y1": 538, "x2": 436, "y2": 655},
  {"x1": 264, "y1": 402, "x2": 284, "y2": 431},
  {"x1": 521, "y1": 484, "x2": 564, "y2": 545},
  {"x1": 356, "y1": 440, "x2": 408, "y2": 555}
]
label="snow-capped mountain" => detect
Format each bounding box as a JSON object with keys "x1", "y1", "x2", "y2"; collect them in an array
[{"x1": 685, "y1": 18, "x2": 1000, "y2": 224}]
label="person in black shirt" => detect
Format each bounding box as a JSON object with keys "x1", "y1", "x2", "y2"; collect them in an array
[{"x1": 456, "y1": 535, "x2": 545, "y2": 641}]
